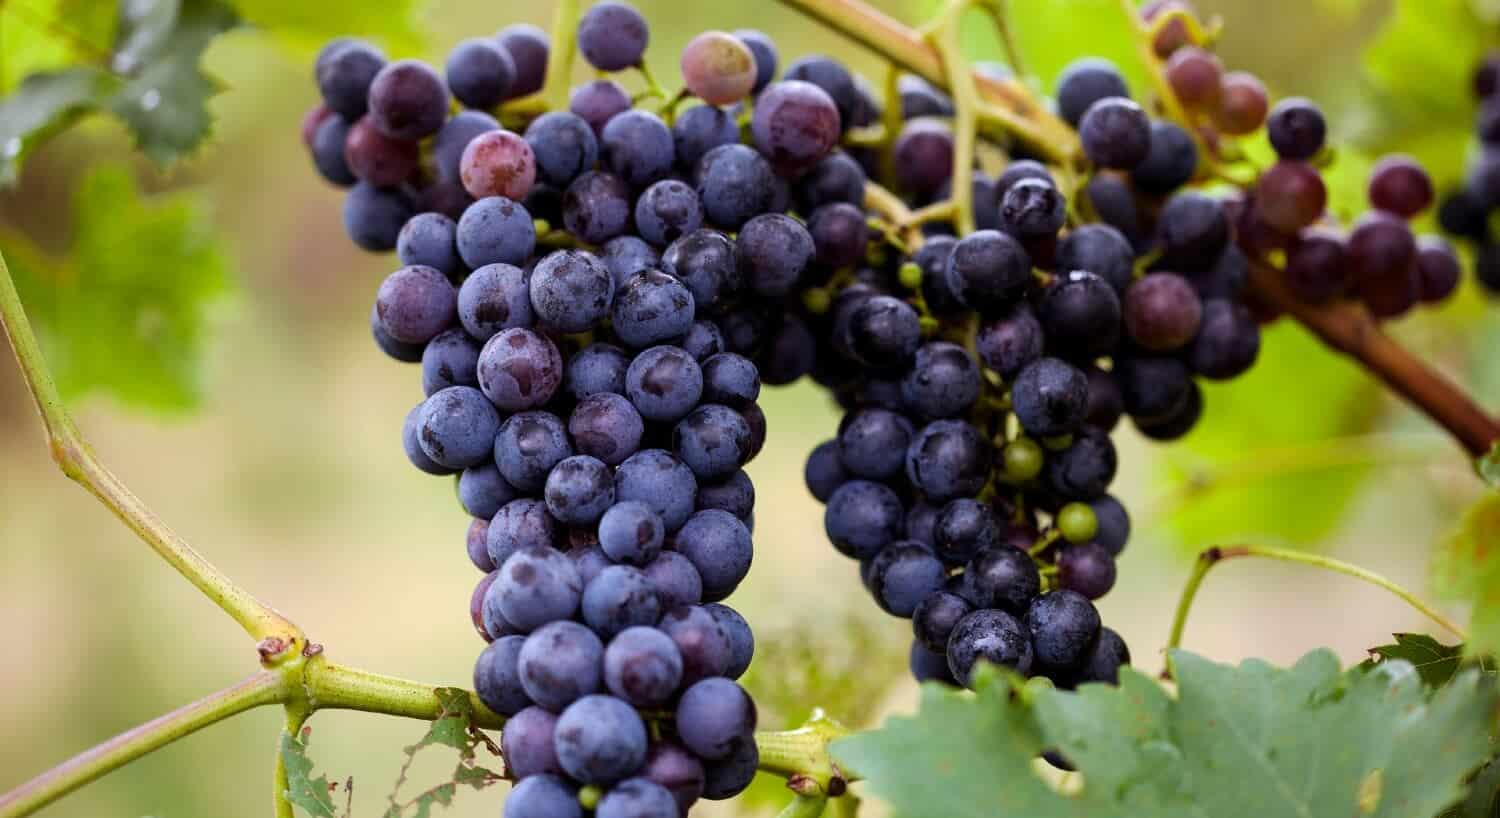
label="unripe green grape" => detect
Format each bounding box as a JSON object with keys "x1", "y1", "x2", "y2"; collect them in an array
[
  {"x1": 1003, "y1": 438, "x2": 1044, "y2": 481},
  {"x1": 1057, "y1": 502, "x2": 1099, "y2": 544}
]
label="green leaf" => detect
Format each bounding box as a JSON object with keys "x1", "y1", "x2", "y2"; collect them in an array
[
  {"x1": 951, "y1": 0, "x2": 1147, "y2": 96},
  {"x1": 0, "y1": 0, "x2": 118, "y2": 94},
  {"x1": 280, "y1": 728, "x2": 340, "y2": 818},
  {"x1": 105, "y1": 0, "x2": 239, "y2": 165},
  {"x1": 1157, "y1": 323, "x2": 1378, "y2": 547},
  {"x1": 1442, "y1": 754, "x2": 1500, "y2": 818},
  {"x1": 7, "y1": 163, "x2": 233, "y2": 412},
  {"x1": 228, "y1": 0, "x2": 426, "y2": 52},
  {"x1": 1433, "y1": 492, "x2": 1500, "y2": 658},
  {"x1": 839, "y1": 650, "x2": 1498, "y2": 818},
  {"x1": 1478, "y1": 442, "x2": 1500, "y2": 487},
  {"x1": 833, "y1": 670, "x2": 1069, "y2": 818},
  {"x1": 408, "y1": 688, "x2": 475, "y2": 754},
  {"x1": 0, "y1": 68, "x2": 119, "y2": 184},
  {"x1": 1359, "y1": 633, "x2": 1491, "y2": 688}
]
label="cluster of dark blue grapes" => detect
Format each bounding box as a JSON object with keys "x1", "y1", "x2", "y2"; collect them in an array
[
  {"x1": 1440, "y1": 52, "x2": 1500, "y2": 294},
  {"x1": 296, "y1": 0, "x2": 1418, "y2": 807}
]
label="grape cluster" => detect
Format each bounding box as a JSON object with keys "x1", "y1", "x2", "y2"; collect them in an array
[
  {"x1": 1150, "y1": 6, "x2": 1459, "y2": 318},
  {"x1": 297, "y1": 0, "x2": 1437, "y2": 800},
  {"x1": 1439, "y1": 52, "x2": 1500, "y2": 295}
]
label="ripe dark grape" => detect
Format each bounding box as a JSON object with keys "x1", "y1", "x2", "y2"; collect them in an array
[
  {"x1": 905, "y1": 420, "x2": 990, "y2": 503},
  {"x1": 569, "y1": 79, "x2": 632, "y2": 136},
  {"x1": 1044, "y1": 425, "x2": 1118, "y2": 499},
  {"x1": 695, "y1": 144, "x2": 778, "y2": 231},
  {"x1": 912, "y1": 591, "x2": 972, "y2": 653},
  {"x1": 614, "y1": 449, "x2": 698, "y2": 531},
  {"x1": 1079, "y1": 98, "x2": 1151, "y2": 169},
  {"x1": 504, "y1": 775, "x2": 580, "y2": 818},
  {"x1": 704, "y1": 604, "x2": 754, "y2": 678},
  {"x1": 1284, "y1": 227, "x2": 1349, "y2": 303},
  {"x1": 672, "y1": 105, "x2": 740, "y2": 172},
  {"x1": 1040, "y1": 271, "x2": 1122, "y2": 359},
  {"x1": 899, "y1": 74, "x2": 954, "y2": 118},
  {"x1": 459, "y1": 263, "x2": 533, "y2": 341},
  {"x1": 1368, "y1": 154, "x2": 1435, "y2": 218},
  {"x1": 447, "y1": 38, "x2": 516, "y2": 109},
  {"x1": 634, "y1": 180, "x2": 704, "y2": 247},
  {"x1": 1001, "y1": 178, "x2": 1066, "y2": 237},
  {"x1": 497, "y1": 24, "x2": 549, "y2": 97},
  {"x1": 626, "y1": 346, "x2": 704, "y2": 422},
  {"x1": 555, "y1": 694, "x2": 649, "y2": 784},
  {"x1": 733, "y1": 30, "x2": 779, "y2": 94},
  {"x1": 478, "y1": 327, "x2": 564, "y2": 411},
  {"x1": 642, "y1": 742, "x2": 706, "y2": 814},
  {"x1": 316, "y1": 40, "x2": 385, "y2": 119},
  {"x1": 474, "y1": 635, "x2": 530, "y2": 716},
  {"x1": 1416, "y1": 236, "x2": 1462, "y2": 303},
  {"x1": 343, "y1": 116, "x2": 417, "y2": 187},
  {"x1": 421, "y1": 328, "x2": 480, "y2": 394},
  {"x1": 1072, "y1": 626, "x2": 1131, "y2": 685},
  {"x1": 977, "y1": 305, "x2": 1044, "y2": 380},
  {"x1": 397, "y1": 213, "x2": 461, "y2": 279},
  {"x1": 310, "y1": 116, "x2": 355, "y2": 186},
  {"x1": 659, "y1": 606, "x2": 733, "y2": 683},
  {"x1": 457, "y1": 196, "x2": 537, "y2": 269},
  {"x1": 602, "y1": 110, "x2": 676, "y2": 189},
  {"x1": 1012, "y1": 357, "x2": 1088, "y2": 438},
  {"x1": 645, "y1": 552, "x2": 704, "y2": 609},
  {"x1": 736, "y1": 214, "x2": 813, "y2": 298},
  {"x1": 434, "y1": 110, "x2": 500, "y2": 181},
  {"x1": 751, "y1": 80, "x2": 842, "y2": 177},
  {"x1": 1266, "y1": 97, "x2": 1326, "y2": 160},
  {"x1": 368, "y1": 59, "x2": 448, "y2": 140},
  {"x1": 674, "y1": 510, "x2": 752, "y2": 600},
  {"x1": 1056, "y1": 223, "x2": 1134, "y2": 293},
  {"x1": 1025, "y1": 589, "x2": 1101, "y2": 673},
  {"x1": 1124, "y1": 272, "x2": 1202, "y2": 352},
  {"x1": 932, "y1": 498, "x2": 1002, "y2": 564},
  {"x1": 1347, "y1": 210, "x2": 1417, "y2": 287},
  {"x1": 1131, "y1": 120, "x2": 1198, "y2": 194},
  {"x1": 1157, "y1": 191, "x2": 1229, "y2": 269},
  {"x1": 564, "y1": 171, "x2": 634, "y2": 244},
  {"x1": 1255, "y1": 160, "x2": 1326, "y2": 234},
  {"x1": 892, "y1": 119, "x2": 954, "y2": 196},
  {"x1": 1055, "y1": 57, "x2": 1130, "y2": 127},
  {"x1": 962, "y1": 546, "x2": 1041, "y2": 613},
  {"x1": 376, "y1": 265, "x2": 456, "y2": 345},
  {"x1": 460, "y1": 462, "x2": 517, "y2": 519},
  {"x1": 824, "y1": 479, "x2": 904, "y2": 560},
  {"x1": 945, "y1": 229, "x2": 1031, "y2": 313},
  {"x1": 1057, "y1": 542, "x2": 1117, "y2": 599},
  {"x1": 901, "y1": 342, "x2": 981, "y2": 419},
  {"x1": 517, "y1": 620, "x2": 604, "y2": 711},
  {"x1": 867, "y1": 541, "x2": 946, "y2": 617},
  {"x1": 947, "y1": 609, "x2": 1032, "y2": 684},
  {"x1": 502, "y1": 706, "x2": 563, "y2": 778},
  {"x1": 783, "y1": 55, "x2": 859, "y2": 128},
  {"x1": 525, "y1": 112, "x2": 600, "y2": 189},
  {"x1": 674, "y1": 677, "x2": 756, "y2": 761}
]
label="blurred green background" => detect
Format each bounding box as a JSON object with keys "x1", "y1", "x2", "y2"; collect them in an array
[{"x1": 0, "y1": 0, "x2": 1496, "y2": 815}]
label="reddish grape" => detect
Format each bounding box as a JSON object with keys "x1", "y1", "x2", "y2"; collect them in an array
[
  {"x1": 367, "y1": 59, "x2": 449, "y2": 140},
  {"x1": 1367, "y1": 154, "x2": 1434, "y2": 218},
  {"x1": 680, "y1": 31, "x2": 757, "y2": 106},
  {"x1": 1214, "y1": 71, "x2": 1268, "y2": 136},
  {"x1": 1284, "y1": 227, "x2": 1349, "y2": 303},
  {"x1": 751, "y1": 80, "x2": 842, "y2": 177},
  {"x1": 1254, "y1": 160, "x2": 1326, "y2": 234},
  {"x1": 1357, "y1": 264, "x2": 1419, "y2": 319},
  {"x1": 1142, "y1": 0, "x2": 1196, "y2": 58},
  {"x1": 1347, "y1": 210, "x2": 1417, "y2": 286},
  {"x1": 1123, "y1": 272, "x2": 1202, "y2": 352},
  {"x1": 1415, "y1": 236, "x2": 1462, "y2": 303},
  {"x1": 1165, "y1": 47, "x2": 1222, "y2": 111},
  {"x1": 461, "y1": 130, "x2": 538, "y2": 201},
  {"x1": 343, "y1": 115, "x2": 418, "y2": 186},
  {"x1": 892, "y1": 119, "x2": 955, "y2": 196}
]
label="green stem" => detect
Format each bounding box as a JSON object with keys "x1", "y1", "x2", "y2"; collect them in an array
[
  {"x1": 541, "y1": 0, "x2": 583, "y2": 114},
  {"x1": 777, "y1": 794, "x2": 830, "y2": 818},
  {"x1": 974, "y1": 0, "x2": 1027, "y2": 78},
  {"x1": 1166, "y1": 544, "x2": 1468, "y2": 660},
  {"x1": 830, "y1": 794, "x2": 862, "y2": 818},
  {"x1": 0, "y1": 248, "x2": 301, "y2": 648},
  {"x1": 929, "y1": 0, "x2": 976, "y2": 235},
  {"x1": 0, "y1": 672, "x2": 286, "y2": 818},
  {"x1": 772, "y1": 0, "x2": 1079, "y2": 163},
  {"x1": 753, "y1": 710, "x2": 854, "y2": 787},
  {"x1": 304, "y1": 660, "x2": 507, "y2": 730}
]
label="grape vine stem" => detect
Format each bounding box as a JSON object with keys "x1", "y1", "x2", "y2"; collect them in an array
[
  {"x1": 0, "y1": 247, "x2": 302, "y2": 649},
  {"x1": 780, "y1": 0, "x2": 1500, "y2": 459},
  {"x1": 1165, "y1": 543, "x2": 1468, "y2": 667}
]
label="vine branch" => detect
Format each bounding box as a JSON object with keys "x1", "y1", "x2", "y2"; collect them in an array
[
  {"x1": 0, "y1": 248, "x2": 302, "y2": 648},
  {"x1": 0, "y1": 671, "x2": 286, "y2": 818},
  {"x1": 778, "y1": 0, "x2": 1500, "y2": 459},
  {"x1": 1166, "y1": 543, "x2": 1468, "y2": 662}
]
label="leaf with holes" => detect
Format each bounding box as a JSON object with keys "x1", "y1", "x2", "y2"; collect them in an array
[
  {"x1": 280, "y1": 728, "x2": 340, "y2": 818},
  {"x1": 1360, "y1": 632, "x2": 1493, "y2": 687},
  {"x1": 6, "y1": 163, "x2": 232, "y2": 412},
  {"x1": 837, "y1": 650, "x2": 1496, "y2": 817}
]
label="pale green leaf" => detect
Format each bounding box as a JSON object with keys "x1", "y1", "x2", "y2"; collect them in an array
[
  {"x1": 280, "y1": 728, "x2": 340, "y2": 818},
  {"x1": 228, "y1": 0, "x2": 426, "y2": 52},
  {"x1": 1433, "y1": 492, "x2": 1500, "y2": 657}
]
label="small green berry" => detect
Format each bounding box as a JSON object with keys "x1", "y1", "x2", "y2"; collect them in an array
[
  {"x1": 578, "y1": 785, "x2": 604, "y2": 810},
  {"x1": 1004, "y1": 438, "x2": 1044, "y2": 481},
  {"x1": 1057, "y1": 502, "x2": 1099, "y2": 544},
  {"x1": 899, "y1": 261, "x2": 924, "y2": 290},
  {"x1": 802, "y1": 287, "x2": 831, "y2": 315},
  {"x1": 1042, "y1": 433, "x2": 1074, "y2": 451}
]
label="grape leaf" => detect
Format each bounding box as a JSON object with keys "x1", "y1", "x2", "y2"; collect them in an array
[
  {"x1": 1441, "y1": 754, "x2": 1500, "y2": 818},
  {"x1": 837, "y1": 649, "x2": 1497, "y2": 817},
  {"x1": 0, "y1": 68, "x2": 119, "y2": 184},
  {"x1": 383, "y1": 688, "x2": 503, "y2": 818},
  {"x1": 0, "y1": 0, "x2": 118, "y2": 94},
  {"x1": 948, "y1": 0, "x2": 1146, "y2": 96},
  {"x1": 105, "y1": 0, "x2": 239, "y2": 164},
  {"x1": 6, "y1": 163, "x2": 232, "y2": 412},
  {"x1": 280, "y1": 727, "x2": 341, "y2": 818},
  {"x1": 1433, "y1": 492, "x2": 1500, "y2": 658},
  {"x1": 1359, "y1": 633, "x2": 1495, "y2": 688},
  {"x1": 229, "y1": 0, "x2": 426, "y2": 51}
]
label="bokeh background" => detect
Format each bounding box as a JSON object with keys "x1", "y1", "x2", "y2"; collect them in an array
[{"x1": 0, "y1": 0, "x2": 1495, "y2": 815}]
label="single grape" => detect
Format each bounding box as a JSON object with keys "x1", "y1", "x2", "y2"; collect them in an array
[
  {"x1": 1001, "y1": 178, "x2": 1066, "y2": 237},
  {"x1": 1057, "y1": 542, "x2": 1117, "y2": 599},
  {"x1": 614, "y1": 449, "x2": 698, "y2": 531},
  {"x1": 1347, "y1": 210, "x2": 1417, "y2": 286},
  {"x1": 486, "y1": 498, "x2": 559, "y2": 568},
  {"x1": 368, "y1": 59, "x2": 448, "y2": 140},
  {"x1": 824, "y1": 480, "x2": 904, "y2": 560},
  {"x1": 1255, "y1": 160, "x2": 1327, "y2": 234},
  {"x1": 457, "y1": 196, "x2": 536, "y2": 269},
  {"x1": 434, "y1": 110, "x2": 500, "y2": 181},
  {"x1": 458, "y1": 263, "x2": 533, "y2": 341},
  {"x1": 563, "y1": 171, "x2": 633, "y2": 244},
  {"x1": 804, "y1": 439, "x2": 849, "y2": 503},
  {"x1": 525, "y1": 111, "x2": 600, "y2": 189},
  {"x1": 1057, "y1": 223, "x2": 1134, "y2": 293},
  {"x1": 1025, "y1": 589, "x2": 1101, "y2": 672},
  {"x1": 1072, "y1": 626, "x2": 1131, "y2": 686},
  {"x1": 421, "y1": 328, "x2": 480, "y2": 395},
  {"x1": 1079, "y1": 97, "x2": 1151, "y2": 169},
  {"x1": 1084, "y1": 366, "x2": 1124, "y2": 432},
  {"x1": 1266, "y1": 97, "x2": 1326, "y2": 160},
  {"x1": 582, "y1": 565, "x2": 662, "y2": 639},
  {"x1": 1368, "y1": 154, "x2": 1434, "y2": 218},
  {"x1": 474, "y1": 635, "x2": 529, "y2": 716},
  {"x1": 808, "y1": 202, "x2": 870, "y2": 269},
  {"x1": 961, "y1": 545, "x2": 1041, "y2": 614},
  {"x1": 944, "y1": 229, "x2": 1031, "y2": 314},
  {"x1": 932, "y1": 498, "x2": 1003, "y2": 565},
  {"x1": 310, "y1": 115, "x2": 355, "y2": 186},
  {"x1": 892, "y1": 119, "x2": 955, "y2": 196},
  {"x1": 645, "y1": 551, "x2": 704, "y2": 609},
  {"x1": 477, "y1": 327, "x2": 564, "y2": 411},
  {"x1": 659, "y1": 605, "x2": 733, "y2": 683},
  {"x1": 782, "y1": 55, "x2": 860, "y2": 128},
  {"x1": 446, "y1": 38, "x2": 515, "y2": 109},
  {"x1": 343, "y1": 115, "x2": 418, "y2": 186},
  {"x1": 460, "y1": 462, "x2": 517, "y2": 520},
  {"x1": 1157, "y1": 191, "x2": 1229, "y2": 270},
  {"x1": 703, "y1": 603, "x2": 754, "y2": 678},
  {"x1": 733, "y1": 29, "x2": 779, "y2": 94},
  {"x1": 901, "y1": 342, "x2": 981, "y2": 419},
  {"x1": 642, "y1": 742, "x2": 706, "y2": 815},
  {"x1": 662, "y1": 228, "x2": 742, "y2": 312},
  {"x1": 909, "y1": 640, "x2": 957, "y2": 685},
  {"x1": 977, "y1": 305, "x2": 1044, "y2": 380},
  {"x1": 1043, "y1": 426, "x2": 1118, "y2": 500},
  {"x1": 675, "y1": 677, "x2": 756, "y2": 761},
  {"x1": 570, "y1": 79, "x2": 633, "y2": 136},
  {"x1": 867, "y1": 541, "x2": 947, "y2": 617},
  {"x1": 1012, "y1": 357, "x2": 1089, "y2": 438},
  {"x1": 1189, "y1": 298, "x2": 1260, "y2": 379},
  {"x1": 1131, "y1": 120, "x2": 1198, "y2": 194},
  {"x1": 578, "y1": 1, "x2": 649, "y2": 71},
  {"x1": 316, "y1": 40, "x2": 385, "y2": 119},
  {"x1": 1054, "y1": 57, "x2": 1130, "y2": 127},
  {"x1": 376, "y1": 264, "x2": 456, "y2": 345},
  {"x1": 555, "y1": 694, "x2": 649, "y2": 784},
  {"x1": 1041, "y1": 270, "x2": 1122, "y2": 359},
  {"x1": 1124, "y1": 272, "x2": 1202, "y2": 352},
  {"x1": 1215, "y1": 71, "x2": 1269, "y2": 135},
  {"x1": 517, "y1": 620, "x2": 603, "y2": 711},
  {"x1": 700, "y1": 738, "x2": 759, "y2": 800},
  {"x1": 680, "y1": 31, "x2": 757, "y2": 105},
  {"x1": 1165, "y1": 47, "x2": 1222, "y2": 111},
  {"x1": 912, "y1": 591, "x2": 972, "y2": 653},
  {"x1": 531, "y1": 249, "x2": 615, "y2": 333},
  {"x1": 504, "y1": 776, "x2": 580, "y2": 818},
  {"x1": 672, "y1": 105, "x2": 740, "y2": 172},
  {"x1": 544, "y1": 455, "x2": 615, "y2": 527},
  {"x1": 694, "y1": 144, "x2": 778, "y2": 230},
  {"x1": 596, "y1": 779, "x2": 679, "y2": 818},
  {"x1": 460, "y1": 130, "x2": 537, "y2": 201},
  {"x1": 626, "y1": 346, "x2": 704, "y2": 422},
  {"x1": 502, "y1": 706, "x2": 563, "y2": 778},
  {"x1": 674, "y1": 509, "x2": 753, "y2": 600},
  {"x1": 601, "y1": 110, "x2": 676, "y2": 189},
  {"x1": 497, "y1": 24, "x2": 550, "y2": 98},
  {"x1": 905, "y1": 419, "x2": 991, "y2": 503},
  {"x1": 569, "y1": 393, "x2": 645, "y2": 467},
  {"x1": 752, "y1": 80, "x2": 843, "y2": 177},
  {"x1": 1416, "y1": 236, "x2": 1462, "y2": 303},
  {"x1": 947, "y1": 609, "x2": 1033, "y2": 686},
  {"x1": 634, "y1": 180, "x2": 704, "y2": 247}
]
